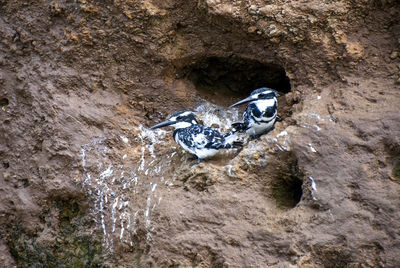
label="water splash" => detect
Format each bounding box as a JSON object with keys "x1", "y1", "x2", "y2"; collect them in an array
[
  {"x1": 276, "y1": 130, "x2": 288, "y2": 138},
  {"x1": 265, "y1": 129, "x2": 291, "y2": 151},
  {"x1": 308, "y1": 112, "x2": 324, "y2": 121},
  {"x1": 120, "y1": 135, "x2": 129, "y2": 144},
  {"x1": 79, "y1": 126, "x2": 172, "y2": 254},
  {"x1": 308, "y1": 143, "x2": 317, "y2": 153},
  {"x1": 79, "y1": 103, "x2": 243, "y2": 254},
  {"x1": 309, "y1": 176, "x2": 317, "y2": 200},
  {"x1": 137, "y1": 124, "x2": 167, "y2": 170},
  {"x1": 195, "y1": 102, "x2": 240, "y2": 133}
]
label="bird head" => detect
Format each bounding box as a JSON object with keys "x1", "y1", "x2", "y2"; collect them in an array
[
  {"x1": 150, "y1": 110, "x2": 199, "y2": 130},
  {"x1": 230, "y1": 87, "x2": 279, "y2": 108}
]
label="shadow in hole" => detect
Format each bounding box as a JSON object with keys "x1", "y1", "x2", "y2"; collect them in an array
[{"x1": 180, "y1": 56, "x2": 291, "y2": 106}]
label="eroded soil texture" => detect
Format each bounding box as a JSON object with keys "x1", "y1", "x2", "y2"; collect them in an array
[{"x1": 1, "y1": 0, "x2": 400, "y2": 267}]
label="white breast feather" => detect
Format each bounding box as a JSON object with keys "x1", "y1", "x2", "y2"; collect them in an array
[
  {"x1": 177, "y1": 137, "x2": 196, "y2": 155},
  {"x1": 195, "y1": 148, "x2": 219, "y2": 159}
]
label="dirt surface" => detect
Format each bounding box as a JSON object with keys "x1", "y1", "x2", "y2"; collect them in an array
[{"x1": 1, "y1": 0, "x2": 400, "y2": 267}]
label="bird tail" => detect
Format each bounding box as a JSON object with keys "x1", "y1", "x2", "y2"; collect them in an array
[
  {"x1": 223, "y1": 131, "x2": 243, "y2": 148},
  {"x1": 231, "y1": 122, "x2": 247, "y2": 132},
  {"x1": 230, "y1": 141, "x2": 244, "y2": 148}
]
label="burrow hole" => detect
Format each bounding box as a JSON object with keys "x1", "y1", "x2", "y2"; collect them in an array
[
  {"x1": 270, "y1": 151, "x2": 303, "y2": 209},
  {"x1": 0, "y1": 98, "x2": 9, "y2": 107},
  {"x1": 176, "y1": 56, "x2": 302, "y2": 208},
  {"x1": 178, "y1": 56, "x2": 292, "y2": 114}
]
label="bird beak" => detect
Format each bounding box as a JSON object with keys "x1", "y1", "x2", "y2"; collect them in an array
[
  {"x1": 150, "y1": 120, "x2": 174, "y2": 130},
  {"x1": 229, "y1": 96, "x2": 256, "y2": 108}
]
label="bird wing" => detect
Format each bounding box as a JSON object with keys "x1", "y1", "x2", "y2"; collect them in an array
[
  {"x1": 202, "y1": 126, "x2": 226, "y2": 149},
  {"x1": 243, "y1": 103, "x2": 261, "y2": 125},
  {"x1": 177, "y1": 125, "x2": 226, "y2": 150}
]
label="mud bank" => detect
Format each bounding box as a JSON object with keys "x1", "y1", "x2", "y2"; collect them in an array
[{"x1": 1, "y1": 0, "x2": 400, "y2": 267}]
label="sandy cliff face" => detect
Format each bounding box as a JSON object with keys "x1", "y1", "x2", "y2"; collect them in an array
[{"x1": 1, "y1": 0, "x2": 399, "y2": 267}]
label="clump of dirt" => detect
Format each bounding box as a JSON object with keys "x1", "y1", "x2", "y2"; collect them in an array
[{"x1": 1, "y1": 0, "x2": 400, "y2": 267}]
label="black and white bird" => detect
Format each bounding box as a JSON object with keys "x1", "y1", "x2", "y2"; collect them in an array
[
  {"x1": 230, "y1": 87, "x2": 279, "y2": 137},
  {"x1": 150, "y1": 111, "x2": 242, "y2": 164}
]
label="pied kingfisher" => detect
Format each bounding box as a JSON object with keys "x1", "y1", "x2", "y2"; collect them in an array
[
  {"x1": 230, "y1": 87, "x2": 279, "y2": 137},
  {"x1": 150, "y1": 111, "x2": 242, "y2": 164}
]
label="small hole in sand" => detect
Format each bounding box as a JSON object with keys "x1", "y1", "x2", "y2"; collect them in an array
[
  {"x1": 271, "y1": 152, "x2": 303, "y2": 209},
  {"x1": 0, "y1": 98, "x2": 9, "y2": 106}
]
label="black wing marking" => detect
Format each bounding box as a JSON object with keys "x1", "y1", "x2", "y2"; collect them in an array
[
  {"x1": 243, "y1": 103, "x2": 258, "y2": 126},
  {"x1": 174, "y1": 125, "x2": 227, "y2": 150},
  {"x1": 202, "y1": 127, "x2": 226, "y2": 149},
  {"x1": 231, "y1": 122, "x2": 247, "y2": 132}
]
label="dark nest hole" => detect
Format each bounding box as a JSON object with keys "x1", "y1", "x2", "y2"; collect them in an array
[
  {"x1": 179, "y1": 56, "x2": 291, "y2": 107},
  {"x1": 392, "y1": 158, "x2": 400, "y2": 180},
  {"x1": 270, "y1": 152, "x2": 303, "y2": 209},
  {"x1": 0, "y1": 98, "x2": 9, "y2": 106}
]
